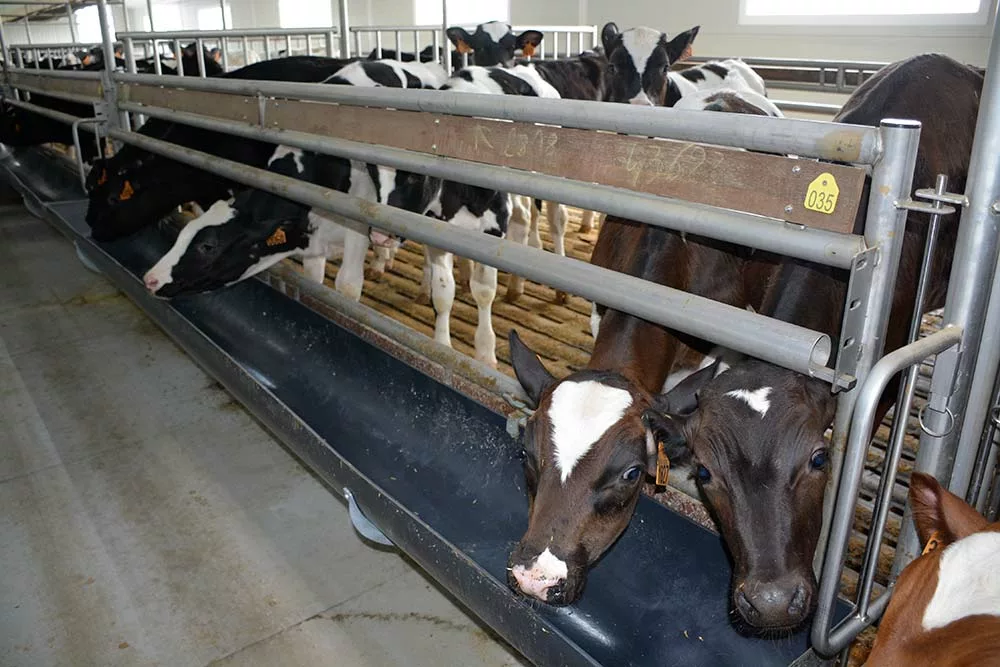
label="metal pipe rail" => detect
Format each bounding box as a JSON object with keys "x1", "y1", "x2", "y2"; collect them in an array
[
  {"x1": 106, "y1": 125, "x2": 835, "y2": 378},
  {"x1": 354, "y1": 24, "x2": 599, "y2": 60},
  {"x1": 116, "y1": 99, "x2": 864, "y2": 269},
  {"x1": 812, "y1": 324, "x2": 964, "y2": 657},
  {"x1": 110, "y1": 71, "x2": 881, "y2": 163},
  {"x1": 117, "y1": 28, "x2": 343, "y2": 40},
  {"x1": 687, "y1": 55, "x2": 887, "y2": 95},
  {"x1": 4, "y1": 94, "x2": 97, "y2": 128}
]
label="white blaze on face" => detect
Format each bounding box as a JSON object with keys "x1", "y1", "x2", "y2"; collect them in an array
[
  {"x1": 143, "y1": 200, "x2": 235, "y2": 292},
  {"x1": 922, "y1": 531, "x2": 1000, "y2": 631},
  {"x1": 620, "y1": 26, "x2": 663, "y2": 83},
  {"x1": 548, "y1": 380, "x2": 634, "y2": 483},
  {"x1": 590, "y1": 303, "x2": 601, "y2": 339},
  {"x1": 510, "y1": 547, "x2": 569, "y2": 600},
  {"x1": 481, "y1": 21, "x2": 512, "y2": 44},
  {"x1": 724, "y1": 386, "x2": 772, "y2": 418},
  {"x1": 268, "y1": 144, "x2": 305, "y2": 173}
]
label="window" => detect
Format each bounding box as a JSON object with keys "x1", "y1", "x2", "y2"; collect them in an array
[
  {"x1": 740, "y1": 0, "x2": 988, "y2": 25},
  {"x1": 75, "y1": 5, "x2": 114, "y2": 43},
  {"x1": 279, "y1": 0, "x2": 332, "y2": 28},
  {"x1": 197, "y1": 5, "x2": 232, "y2": 30},
  {"x1": 414, "y1": 0, "x2": 509, "y2": 27}
]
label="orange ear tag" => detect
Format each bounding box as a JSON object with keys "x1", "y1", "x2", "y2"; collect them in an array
[
  {"x1": 456, "y1": 40, "x2": 473, "y2": 54},
  {"x1": 97, "y1": 169, "x2": 107, "y2": 186},
  {"x1": 119, "y1": 180, "x2": 134, "y2": 201},
  {"x1": 655, "y1": 441, "x2": 671, "y2": 486},
  {"x1": 522, "y1": 43, "x2": 536, "y2": 57},
  {"x1": 922, "y1": 530, "x2": 943, "y2": 556},
  {"x1": 265, "y1": 227, "x2": 287, "y2": 247}
]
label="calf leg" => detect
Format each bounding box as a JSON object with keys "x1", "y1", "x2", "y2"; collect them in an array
[
  {"x1": 470, "y1": 261, "x2": 499, "y2": 368},
  {"x1": 415, "y1": 244, "x2": 432, "y2": 305},
  {"x1": 528, "y1": 200, "x2": 543, "y2": 250},
  {"x1": 456, "y1": 257, "x2": 474, "y2": 294},
  {"x1": 546, "y1": 200, "x2": 570, "y2": 305},
  {"x1": 578, "y1": 210, "x2": 605, "y2": 234},
  {"x1": 302, "y1": 256, "x2": 327, "y2": 284},
  {"x1": 334, "y1": 229, "x2": 368, "y2": 302},
  {"x1": 365, "y1": 242, "x2": 397, "y2": 281},
  {"x1": 427, "y1": 247, "x2": 456, "y2": 350},
  {"x1": 505, "y1": 194, "x2": 532, "y2": 304}
]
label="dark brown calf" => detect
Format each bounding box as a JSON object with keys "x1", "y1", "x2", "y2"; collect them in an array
[
  {"x1": 644, "y1": 54, "x2": 983, "y2": 632},
  {"x1": 866, "y1": 473, "x2": 1000, "y2": 667}
]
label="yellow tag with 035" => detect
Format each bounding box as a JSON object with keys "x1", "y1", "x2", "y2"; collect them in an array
[{"x1": 803, "y1": 172, "x2": 839, "y2": 215}]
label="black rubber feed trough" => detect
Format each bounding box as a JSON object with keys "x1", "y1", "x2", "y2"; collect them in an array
[{"x1": 1, "y1": 146, "x2": 836, "y2": 666}]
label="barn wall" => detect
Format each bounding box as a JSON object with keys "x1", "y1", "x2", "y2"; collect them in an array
[{"x1": 552, "y1": 0, "x2": 996, "y2": 65}]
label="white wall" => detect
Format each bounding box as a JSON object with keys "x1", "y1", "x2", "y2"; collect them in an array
[{"x1": 535, "y1": 0, "x2": 996, "y2": 65}]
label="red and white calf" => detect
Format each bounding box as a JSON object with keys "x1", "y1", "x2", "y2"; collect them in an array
[{"x1": 866, "y1": 472, "x2": 1000, "y2": 667}]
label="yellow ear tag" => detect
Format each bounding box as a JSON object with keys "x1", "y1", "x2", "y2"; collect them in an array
[
  {"x1": 522, "y1": 43, "x2": 536, "y2": 57},
  {"x1": 265, "y1": 227, "x2": 287, "y2": 247},
  {"x1": 655, "y1": 441, "x2": 671, "y2": 486},
  {"x1": 119, "y1": 180, "x2": 134, "y2": 201},
  {"x1": 456, "y1": 40, "x2": 473, "y2": 54},
  {"x1": 803, "y1": 172, "x2": 840, "y2": 215},
  {"x1": 922, "y1": 530, "x2": 942, "y2": 556}
]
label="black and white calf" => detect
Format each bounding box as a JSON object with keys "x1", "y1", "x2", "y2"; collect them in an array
[
  {"x1": 599, "y1": 22, "x2": 701, "y2": 105},
  {"x1": 666, "y1": 59, "x2": 767, "y2": 107},
  {"x1": 143, "y1": 58, "x2": 446, "y2": 302},
  {"x1": 441, "y1": 65, "x2": 572, "y2": 303},
  {"x1": 446, "y1": 21, "x2": 544, "y2": 67}
]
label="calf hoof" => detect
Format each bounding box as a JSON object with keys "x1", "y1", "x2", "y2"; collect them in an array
[
  {"x1": 578, "y1": 221, "x2": 593, "y2": 234},
  {"x1": 414, "y1": 292, "x2": 431, "y2": 306},
  {"x1": 505, "y1": 277, "x2": 525, "y2": 303},
  {"x1": 552, "y1": 290, "x2": 569, "y2": 305},
  {"x1": 364, "y1": 266, "x2": 385, "y2": 282}
]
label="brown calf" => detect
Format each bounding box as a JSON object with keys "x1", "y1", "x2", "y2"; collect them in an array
[{"x1": 866, "y1": 473, "x2": 1000, "y2": 667}]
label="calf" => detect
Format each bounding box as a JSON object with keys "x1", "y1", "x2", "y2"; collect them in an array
[
  {"x1": 665, "y1": 59, "x2": 766, "y2": 107},
  {"x1": 866, "y1": 473, "x2": 1000, "y2": 667},
  {"x1": 599, "y1": 22, "x2": 700, "y2": 105},
  {"x1": 85, "y1": 56, "x2": 359, "y2": 241},
  {"x1": 641, "y1": 54, "x2": 980, "y2": 632},
  {"x1": 446, "y1": 21, "x2": 543, "y2": 67},
  {"x1": 504, "y1": 91, "x2": 780, "y2": 606}
]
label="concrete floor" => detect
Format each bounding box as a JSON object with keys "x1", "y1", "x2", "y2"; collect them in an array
[{"x1": 0, "y1": 192, "x2": 529, "y2": 667}]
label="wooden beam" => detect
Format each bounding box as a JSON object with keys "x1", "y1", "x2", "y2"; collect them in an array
[{"x1": 122, "y1": 83, "x2": 867, "y2": 234}]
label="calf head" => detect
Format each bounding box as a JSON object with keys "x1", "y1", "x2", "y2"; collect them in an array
[
  {"x1": 446, "y1": 22, "x2": 543, "y2": 67},
  {"x1": 143, "y1": 148, "x2": 321, "y2": 296},
  {"x1": 645, "y1": 360, "x2": 835, "y2": 631},
  {"x1": 600, "y1": 23, "x2": 700, "y2": 105},
  {"x1": 506, "y1": 330, "x2": 707, "y2": 605},
  {"x1": 867, "y1": 473, "x2": 1000, "y2": 666}
]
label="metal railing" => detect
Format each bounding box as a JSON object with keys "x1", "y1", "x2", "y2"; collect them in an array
[
  {"x1": 353, "y1": 23, "x2": 599, "y2": 68},
  {"x1": 117, "y1": 27, "x2": 345, "y2": 75},
  {"x1": 9, "y1": 5, "x2": 1000, "y2": 660}
]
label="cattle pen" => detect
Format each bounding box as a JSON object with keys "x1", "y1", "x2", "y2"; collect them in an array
[{"x1": 1, "y1": 1, "x2": 999, "y2": 666}]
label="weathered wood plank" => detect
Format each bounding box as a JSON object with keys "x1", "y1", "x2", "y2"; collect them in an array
[{"x1": 123, "y1": 82, "x2": 866, "y2": 233}]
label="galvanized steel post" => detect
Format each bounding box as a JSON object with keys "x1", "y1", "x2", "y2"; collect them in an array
[
  {"x1": 96, "y1": 0, "x2": 126, "y2": 131},
  {"x1": 898, "y1": 12, "x2": 1000, "y2": 570},
  {"x1": 337, "y1": 0, "x2": 349, "y2": 58},
  {"x1": 65, "y1": 2, "x2": 76, "y2": 43},
  {"x1": 816, "y1": 120, "x2": 921, "y2": 574}
]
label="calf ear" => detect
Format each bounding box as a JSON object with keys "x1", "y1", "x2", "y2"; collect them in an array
[
  {"x1": 909, "y1": 472, "x2": 988, "y2": 548},
  {"x1": 446, "y1": 27, "x2": 474, "y2": 54},
  {"x1": 666, "y1": 26, "x2": 700, "y2": 65},
  {"x1": 642, "y1": 410, "x2": 690, "y2": 475},
  {"x1": 659, "y1": 360, "x2": 720, "y2": 416},
  {"x1": 508, "y1": 329, "x2": 555, "y2": 408},
  {"x1": 601, "y1": 23, "x2": 620, "y2": 55},
  {"x1": 515, "y1": 31, "x2": 544, "y2": 57}
]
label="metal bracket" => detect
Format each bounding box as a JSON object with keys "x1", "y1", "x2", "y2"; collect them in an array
[
  {"x1": 343, "y1": 488, "x2": 395, "y2": 548},
  {"x1": 835, "y1": 246, "x2": 879, "y2": 389}
]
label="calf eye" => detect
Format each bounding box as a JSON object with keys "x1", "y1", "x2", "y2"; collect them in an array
[
  {"x1": 196, "y1": 240, "x2": 217, "y2": 254},
  {"x1": 517, "y1": 448, "x2": 527, "y2": 461},
  {"x1": 621, "y1": 465, "x2": 643, "y2": 482},
  {"x1": 608, "y1": 63, "x2": 617, "y2": 75},
  {"x1": 810, "y1": 449, "x2": 829, "y2": 471},
  {"x1": 696, "y1": 464, "x2": 712, "y2": 483}
]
